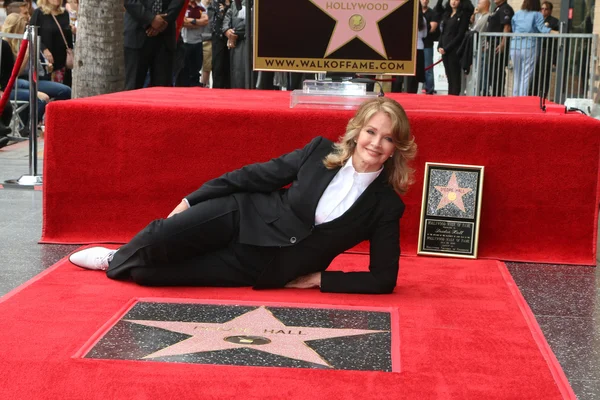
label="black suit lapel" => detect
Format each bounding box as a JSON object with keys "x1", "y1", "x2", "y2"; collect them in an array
[
  {"x1": 341, "y1": 173, "x2": 388, "y2": 218},
  {"x1": 295, "y1": 163, "x2": 339, "y2": 224}
]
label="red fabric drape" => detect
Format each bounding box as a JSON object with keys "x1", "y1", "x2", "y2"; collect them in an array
[{"x1": 175, "y1": 0, "x2": 190, "y2": 38}]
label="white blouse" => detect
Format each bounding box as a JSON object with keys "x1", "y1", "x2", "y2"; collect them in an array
[{"x1": 314, "y1": 156, "x2": 382, "y2": 225}]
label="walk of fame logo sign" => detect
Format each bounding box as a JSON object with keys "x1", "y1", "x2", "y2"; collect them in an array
[
  {"x1": 417, "y1": 163, "x2": 485, "y2": 259},
  {"x1": 254, "y1": 0, "x2": 417, "y2": 74},
  {"x1": 80, "y1": 300, "x2": 399, "y2": 372}
]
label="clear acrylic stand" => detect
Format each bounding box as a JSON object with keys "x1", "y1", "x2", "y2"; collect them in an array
[{"x1": 290, "y1": 80, "x2": 379, "y2": 109}]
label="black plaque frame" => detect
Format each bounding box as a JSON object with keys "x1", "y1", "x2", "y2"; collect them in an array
[{"x1": 417, "y1": 163, "x2": 484, "y2": 259}]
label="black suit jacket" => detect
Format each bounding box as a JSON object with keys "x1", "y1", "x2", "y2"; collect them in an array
[
  {"x1": 545, "y1": 15, "x2": 560, "y2": 31},
  {"x1": 186, "y1": 137, "x2": 405, "y2": 294},
  {"x1": 124, "y1": 0, "x2": 185, "y2": 50},
  {"x1": 438, "y1": 10, "x2": 470, "y2": 54}
]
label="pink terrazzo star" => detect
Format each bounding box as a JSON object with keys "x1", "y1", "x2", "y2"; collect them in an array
[
  {"x1": 310, "y1": 0, "x2": 408, "y2": 58},
  {"x1": 434, "y1": 172, "x2": 473, "y2": 212},
  {"x1": 125, "y1": 306, "x2": 385, "y2": 367}
]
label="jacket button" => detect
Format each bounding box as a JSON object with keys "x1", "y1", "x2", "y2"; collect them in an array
[{"x1": 290, "y1": 237, "x2": 297, "y2": 244}]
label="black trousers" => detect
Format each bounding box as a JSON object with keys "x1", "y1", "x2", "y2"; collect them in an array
[
  {"x1": 175, "y1": 41, "x2": 204, "y2": 87},
  {"x1": 106, "y1": 196, "x2": 266, "y2": 287},
  {"x1": 530, "y1": 48, "x2": 554, "y2": 98},
  {"x1": 482, "y1": 40, "x2": 510, "y2": 97},
  {"x1": 211, "y1": 35, "x2": 230, "y2": 89},
  {"x1": 442, "y1": 51, "x2": 461, "y2": 96},
  {"x1": 404, "y1": 49, "x2": 425, "y2": 94},
  {"x1": 124, "y1": 36, "x2": 174, "y2": 90},
  {"x1": 391, "y1": 76, "x2": 404, "y2": 93}
]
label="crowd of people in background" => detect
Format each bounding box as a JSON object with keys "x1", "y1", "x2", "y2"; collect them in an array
[
  {"x1": 417, "y1": 0, "x2": 560, "y2": 97},
  {"x1": 0, "y1": 0, "x2": 569, "y2": 148},
  {"x1": 0, "y1": 0, "x2": 73, "y2": 147},
  {"x1": 0, "y1": 0, "x2": 567, "y2": 97}
]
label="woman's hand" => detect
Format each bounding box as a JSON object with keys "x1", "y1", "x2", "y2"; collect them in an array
[
  {"x1": 167, "y1": 199, "x2": 190, "y2": 218},
  {"x1": 438, "y1": 48, "x2": 445, "y2": 55},
  {"x1": 43, "y1": 49, "x2": 54, "y2": 64},
  {"x1": 285, "y1": 272, "x2": 321, "y2": 289},
  {"x1": 37, "y1": 91, "x2": 50, "y2": 102}
]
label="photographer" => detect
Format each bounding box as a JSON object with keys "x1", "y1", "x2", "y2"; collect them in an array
[{"x1": 211, "y1": 0, "x2": 230, "y2": 88}]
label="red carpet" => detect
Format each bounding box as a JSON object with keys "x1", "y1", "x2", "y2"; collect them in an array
[
  {"x1": 42, "y1": 89, "x2": 600, "y2": 265},
  {"x1": 0, "y1": 253, "x2": 575, "y2": 399}
]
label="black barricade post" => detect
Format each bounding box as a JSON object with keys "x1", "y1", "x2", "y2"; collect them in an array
[{"x1": 5, "y1": 25, "x2": 42, "y2": 187}]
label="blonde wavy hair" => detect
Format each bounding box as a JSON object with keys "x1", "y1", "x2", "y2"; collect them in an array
[
  {"x1": 323, "y1": 97, "x2": 417, "y2": 194},
  {"x1": 37, "y1": 0, "x2": 64, "y2": 15},
  {"x1": 1, "y1": 13, "x2": 28, "y2": 57}
]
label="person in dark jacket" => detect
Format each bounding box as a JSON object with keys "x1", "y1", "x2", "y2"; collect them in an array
[
  {"x1": 405, "y1": 7, "x2": 428, "y2": 93},
  {"x1": 482, "y1": 0, "x2": 514, "y2": 96},
  {"x1": 69, "y1": 97, "x2": 418, "y2": 295},
  {"x1": 210, "y1": 0, "x2": 231, "y2": 88},
  {"x1": 438, "y1": 0, "x2": 471, "y2": 95},
  {"x1": 223, "y1": 0, "x2": 248, "y2": 88},
  {"x1": 529, "y1": 1, "x2": 560, "y2": 97},
  {"x1": 421, "y1": 0, "x2": 440, "y2": 95},
  {"x1": 122, "y1": 0, "x2": 185, "y2": 90}
]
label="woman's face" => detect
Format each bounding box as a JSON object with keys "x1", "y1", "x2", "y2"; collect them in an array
[
  {"x1": 352, "y1": 111, "x2": 396, "y2": 173},
  {"x1": 450, "y1": 0, "x2": 460, "y2": 9},
  {"x1": 49, "y1": 0, "x2": 62, "y2": 7}
]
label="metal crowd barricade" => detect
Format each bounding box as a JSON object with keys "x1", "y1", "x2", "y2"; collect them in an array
[
  {"x1": 470, "y1": 32, "x2": 597, "y2": 104},
  {"x1": 2, "y1": 26, "x2": 42, "y2": 186}
]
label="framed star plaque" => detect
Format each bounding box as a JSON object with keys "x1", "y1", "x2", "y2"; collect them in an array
[
  {"x1": 417, "y1": 163, "x2": 485, "y2": 259},
  {"x1": 253, "y1": 0, "x2": 418, "y2": 75}
]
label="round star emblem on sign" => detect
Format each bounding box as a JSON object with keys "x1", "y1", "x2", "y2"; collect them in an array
[{"x1": 349, "y1": 14, "x2": 366, "y2": 31}]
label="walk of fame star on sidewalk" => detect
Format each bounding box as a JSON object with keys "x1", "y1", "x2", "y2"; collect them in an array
[{"x1": 125, "y1": 306, "x2": 386, "y2": 367}]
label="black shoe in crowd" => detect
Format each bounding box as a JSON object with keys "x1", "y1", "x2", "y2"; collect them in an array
[{"x1": 0, "y1": 135, "x2": 9, "y2": 149}]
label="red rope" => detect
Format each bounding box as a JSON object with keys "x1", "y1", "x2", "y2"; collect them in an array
[
  {"x1": 0, "y1": 38, "x2": 29, "y2": 117},
  {"x1": 424, "y1": 59, "x2": 443, "y2": 71}
]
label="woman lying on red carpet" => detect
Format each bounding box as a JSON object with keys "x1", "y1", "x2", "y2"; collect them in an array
[{"x1": 69, "y1": 97, "x2": 417, "y2": 294}]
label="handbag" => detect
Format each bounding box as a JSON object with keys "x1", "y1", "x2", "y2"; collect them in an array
[{"x1": 51, "y1": 14, "x2": 74, "y2": 70}]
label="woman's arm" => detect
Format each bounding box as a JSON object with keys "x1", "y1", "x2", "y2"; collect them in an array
[
  {"x1": 534, "y1": 12, "x2": 551, "y2": 33},
  {"x1": 320, "y1": 202, "x2": 404, "y2": 294},
  {"x1": 185, "y1": 136, "x2": 324, "y2": 206},
  {"x1": 437, "y1": 17, "x2": 446, "y2": 50}
]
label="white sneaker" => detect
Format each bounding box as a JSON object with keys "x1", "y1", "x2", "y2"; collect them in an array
[{"x1": 69, "y1": 247, "x2": 116, "y2": 271}]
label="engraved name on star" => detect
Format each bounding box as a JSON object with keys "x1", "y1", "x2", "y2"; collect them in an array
[
  {"x1": 309, "y1": 0, "x2": 408, "y2": 59},
  {"x1": 125, "y1": 306, "x2": 385, "y2": 367},
  {"x1": 434, "y1": 172, "x2": 473, "y2": 212}
]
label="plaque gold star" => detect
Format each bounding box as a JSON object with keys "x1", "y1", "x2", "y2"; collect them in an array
[
  {"x1": 309, "y1": 0, "x2": 408, "y2": 58},
  {"x1": 434, "y1": 172, "x2": 472, "y2": 212},
  {"x1": 125, "y1": 306, "x2": 385, "y2": 367}
]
